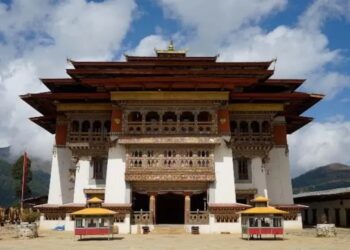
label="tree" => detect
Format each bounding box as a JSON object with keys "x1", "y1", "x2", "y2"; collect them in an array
[{"x1": 11, "y1": 155, "x2": 32, "y2": 200}]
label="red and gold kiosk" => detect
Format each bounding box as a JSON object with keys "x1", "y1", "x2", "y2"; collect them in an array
[
  {"x1": 71, "y1": 197, "x2": 116, "y2": 240},
  {"x1": 240, "y1": 196, "x2": 288, "y2": 240}
]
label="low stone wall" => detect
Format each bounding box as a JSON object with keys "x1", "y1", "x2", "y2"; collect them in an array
[
  {"x1": 17, "y1": 223, "x2": 38, "y2": 238},
  {"x1": 316, "y1": 224, "x2": 336, "y2": 237}
]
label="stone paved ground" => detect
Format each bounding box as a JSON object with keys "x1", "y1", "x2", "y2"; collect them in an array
[{"x1": 0, "y1": 228, "x2": 349, "y2": 250}]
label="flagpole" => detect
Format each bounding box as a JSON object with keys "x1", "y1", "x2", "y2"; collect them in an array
[{"x1": 21, "y1": 152, "x2": 28, "y2": 210}]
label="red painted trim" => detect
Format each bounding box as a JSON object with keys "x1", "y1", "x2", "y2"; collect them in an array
[{"x1": 75, "y1": 228, "x2": 110, "y2": 235}]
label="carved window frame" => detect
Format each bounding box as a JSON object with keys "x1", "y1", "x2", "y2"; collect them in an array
[{"x1": 233, "y1": 157, "x2": 252, "y2": 183}]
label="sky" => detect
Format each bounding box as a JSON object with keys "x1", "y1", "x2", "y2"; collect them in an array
[{"x1": 0, "y1": 0, "x2": 350, "y2": 176}]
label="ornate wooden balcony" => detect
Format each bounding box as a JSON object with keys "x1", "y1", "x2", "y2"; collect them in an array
[
  {"x1": 66, "y1": 132, "x2": 110, "y2": 155},
  {"x1": 228, "y1": 132, "x2": 273, "y2": 158},
  {"x1": 125, "y1": 121, "x2": 216, "y2": 135},
  {"x1": 125, "y1": 163, "x2": 215, "y2": 182},
  {"x1": 68, "y1": 132, "x2": 110, "y2": 143},
  {"x1": 125, "y1": 147, "x2": 215, "y2": 182}
]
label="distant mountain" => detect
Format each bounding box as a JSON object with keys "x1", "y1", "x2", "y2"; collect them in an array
[
  {"x1": 0, "y1": 146, "x2": 10, "y2": 159},
  {"x1": 0, "y1": 158, "x2": 50, "y2": 207},
  {"x1": 292, "y1": 163, "x2": 350, "y2": 194}
]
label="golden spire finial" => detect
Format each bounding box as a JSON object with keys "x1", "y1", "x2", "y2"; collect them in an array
[
  {"x1": 168, "y1": 40, "x2": 175, "y2": 51},
  {"x1": 155, "y1": 40, "x2": 187, "y2": 57}
]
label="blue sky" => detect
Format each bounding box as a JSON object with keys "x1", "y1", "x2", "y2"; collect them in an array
[{"x1": 0, "y1": 0, "x2": 350, "y2": 176}]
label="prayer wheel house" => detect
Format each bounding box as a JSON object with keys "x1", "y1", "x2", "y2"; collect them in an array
[
  {"x1": 22, "y1": 42, "x2": 322, "y2": 234},
  {"x1": 71, "y1": 197, "x2": 116, "y2": 239},
  {"x1": 240, "y1": 196, "x2": 288, "y2": 239}
]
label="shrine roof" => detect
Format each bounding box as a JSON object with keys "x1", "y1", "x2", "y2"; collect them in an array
[
  {"x1": 87, "y1": 197, "x2": 103, "y2": 203},
  {"x1": 71, "y1": 207, "x2": 116, "y2": 216},
  {"x1": 240, "y1": 206, "x2": 288, "y2": 215},
  {"x1": 21, "y1": 47, "x2": 323, "y2": 135},
  {"x1": 30, "y1": 116, "x2": 56, "y2": 134},
  {"x1": 70, "y1": 60, "x2": 272, "y2": 69},
  {"x1": 251, "y1": 196, "x2": 269, "y2": 202},
  {"x1": 285, "y1": 116, "x2": 313, "y2": 134}
]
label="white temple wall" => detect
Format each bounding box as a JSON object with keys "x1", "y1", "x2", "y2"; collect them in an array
[
  {"x1": 73, "y1": 156, "x2": 91, "y2": 203},
  {"x1": 185, "y1": 215, "x2": 241, "y2": 234},
  {"x1": 265, "y1": 147, "x2": 294, "y2": 204},
  {"x1": 38, "y1": 214, "x2": 74, "y2": 231},
  {"x1": 47, "y1": 146, "x2": 74, "y2": 204},
  {"x1": 115, "y1": 214, "x2": 131, "y2": 234},
  {"x1": 284, "y1": 213, "x2": 303, "y2": 230},
  {"x1": 105, "y1": 144, "x2": 130, "y2": 203},
  {"x1": 209, "y1": 136, "x2": 236, "y2": 204},
  {"x1": 235, "y1": 157, "x2": 267, "y2": 197}
]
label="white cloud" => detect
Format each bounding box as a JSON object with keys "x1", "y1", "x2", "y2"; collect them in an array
[
  {"x1": 299, "y1": 0, "x2": 350, "y2": 31},
  {"x1": 0, "y1": 0, "x2": 136, "y2": 161},
  {"x1": 288, "y1": 118, "x2": 350, "y2": 177},
  {"x1": 124, "y1": 34, "x2": 168, "y2": 57},
  {"x1": 150, "y1": 0, "x2": 350, "y2": 175},
  {"x1": 159, "y1": 0, "x2": 287, "y2": 53},
  {"x1": 154, "y1": 0, "x2": 350, "y2": 97}
]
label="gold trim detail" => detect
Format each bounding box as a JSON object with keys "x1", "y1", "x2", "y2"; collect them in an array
[
  {"x1": 227, "y1": 103, "x2": 284, "y2": 112},
  {"x1": 111, "y1": 91, "x2": 229, "y2": 101},
  {"x1": 57, "y1": 103, "x2": 112, "y2": 111}
]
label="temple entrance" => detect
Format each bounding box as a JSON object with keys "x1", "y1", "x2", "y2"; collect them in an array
[
  {"x1": 191, "y1": 192, "x2": 207, "y2": 211},
  {"x1": 156, "y1": 193, "x2": 184, "y2": 224},
  {"x1": 132, "y1": 192, "x2": 149, "y2": 211}
]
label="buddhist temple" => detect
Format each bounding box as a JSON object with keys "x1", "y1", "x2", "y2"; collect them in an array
[{"x1": 22, "y1": 42, "x2": 323, "y2": 233}]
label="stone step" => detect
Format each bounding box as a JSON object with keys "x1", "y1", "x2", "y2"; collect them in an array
[{"x1": 152, "y1": 225, "x2": 186, "y2": 234}]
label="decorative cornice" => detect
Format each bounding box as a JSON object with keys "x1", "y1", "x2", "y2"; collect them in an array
[
  {"x1": 119, "y1": 136, "x2": 221, "y2": 145},
  {"x1": 111, "y1": 91, "x2": 229, "y2": 101},
  {"x1": 125, "y1": 169, "x2": 215, "y2": 182},
  {"x1": 227, "y1": 103, "x2": 284, "y2": 112}
]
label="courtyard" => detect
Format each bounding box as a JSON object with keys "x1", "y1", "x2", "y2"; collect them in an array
[{"x1": 0, "y1": 228, "x2": 349, "y2": 250}]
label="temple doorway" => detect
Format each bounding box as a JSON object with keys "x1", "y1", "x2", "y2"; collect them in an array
[
  {"x1": 156, "y1": 193, "x2": 184, "y2": 224},
  {"x1": 132, "y1": 192, "x2": 149, "y2": 211},
  {"x1": 191, "y1": 192, "x2": 207, "y2": 211}
]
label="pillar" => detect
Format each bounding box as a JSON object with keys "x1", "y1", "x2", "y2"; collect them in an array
[
  {"x1": 149, "y1": 193, "x2": 156, "y2": 224},
  {"x1": 265, "y1": 116, "x2": 293, "y2": 204},
  {"x1": 111, "y1": 109, "x2": 122, "y2": 133},
  {"x1": 184, "y1": 193, "x2": 191, "y2": 224},
  {"x1": 73, "y1": 156, "x2": 91, "y2": 203},
  {"x1": 47, "y1": 146, "x2": 74, "y2": 204},
  {"x1": 105, "y1": 144, "x2": 130, "y2": 203},
  {"x1": 217, "y1": 109, "x2": 230, "y2": 135},
  {"x1": 209, "y1": 136, "x2": 236, "y2": 203},
  {"x1": 55, "y1": 116, "x2": 68, "y2": 146}
]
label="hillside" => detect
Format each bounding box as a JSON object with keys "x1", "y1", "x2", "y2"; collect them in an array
[
  {"x1": 0, "y1": 158, "x2": 50, "y2": 207},
  {"x1": 292, "y1": 163, "x2": 350, "y2": 194}
]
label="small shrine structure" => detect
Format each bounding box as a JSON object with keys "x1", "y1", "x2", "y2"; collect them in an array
[
  {"x1": 71, "y1": 197, "x2": 116, "y2": 240},
  {"x1": 240, "y1": 196, "x2": 288, "y2": 239}
]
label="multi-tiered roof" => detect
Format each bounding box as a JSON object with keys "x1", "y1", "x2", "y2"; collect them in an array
[{"x1": 21, "y1": 43, "x2": 323, "y2": 133}]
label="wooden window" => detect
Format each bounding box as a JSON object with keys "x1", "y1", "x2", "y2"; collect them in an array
[
  {"x1": 239, "y1": 121, "x2": 249, "y2": 133},
  {"x1": 92, "y1": 157, "x2": 104, "y2": 179},
  {"x1": 238, "y1": 158, "x2": 249, "y2": 180},
  {"x1": 71, "y1": 120, "x2": 79, "y2": 132}
]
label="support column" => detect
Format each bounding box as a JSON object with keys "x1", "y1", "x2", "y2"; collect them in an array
[
  {"x1": 105, "y1": 144, "x2": 130, "y2": 203},
  {"x1": 265, "y1": 116, "x2": 293, "y2": 204},
  {"x1": 73, "y1": 156, "x2": 91, "y2": 203},
  {"x1": 184, "y1": 192, "x2": 191, "y2": 224},
  {"x1": 210, "y1": 136, "x2": 236, "y2": 203},
  {"x1": 47, "y1": 146, "x2": 74, "y2": 204},
  {"x1": 149, "y1": 193, "x2": 157, "y2": 224}
]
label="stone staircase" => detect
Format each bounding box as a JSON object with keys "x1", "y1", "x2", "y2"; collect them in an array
[{"x1": 152, "y1": 224, "x2": 186, "y2": 234}]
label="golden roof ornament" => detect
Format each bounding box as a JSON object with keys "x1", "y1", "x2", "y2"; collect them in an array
[{"x1": 155, "y1": 40, "x2": 187, "y2": 57}]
